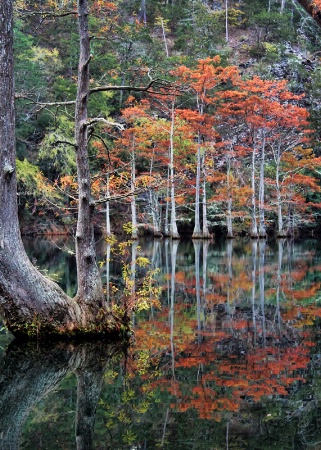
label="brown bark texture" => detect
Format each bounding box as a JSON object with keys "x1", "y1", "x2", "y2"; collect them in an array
[{"x1": 0, "y1": 0, "x2": 127, "y2": 338}]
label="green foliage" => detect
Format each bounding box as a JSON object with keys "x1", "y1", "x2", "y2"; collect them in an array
[
  {"x1": 38, "y1": 117, "x2": 76, "y2": 181},
  {"x1": 106, "y1": 228, "x2": 161, "y2": 317}
]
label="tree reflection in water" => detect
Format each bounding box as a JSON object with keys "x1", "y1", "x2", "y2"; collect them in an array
[
  {"x1": 2, "y1": 238, "x2": 321, "y2": 449},
  {"x1": 0, "y1": 340, "x2": 126, "y2": 450}
]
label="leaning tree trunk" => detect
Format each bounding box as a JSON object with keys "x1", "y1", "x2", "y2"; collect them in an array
[{"x1": 0, "y1": 0, "x2": 124, "y2": 338}]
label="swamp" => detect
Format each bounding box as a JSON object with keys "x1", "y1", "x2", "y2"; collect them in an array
[{"x1": 1, "y1": 237, "x2": 321, "y2": 449}]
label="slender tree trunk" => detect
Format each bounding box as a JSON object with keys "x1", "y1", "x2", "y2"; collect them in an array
[
  {"x1": 251, "y1": 240, "x2": 258, "y2": 346},
  {"x1": 106, "y1": 241, "x2": 111, "y2": 305},
  {"x1": 275, "y1": 145, "x2": 287, "y2": 237},
  {"x1": 251, "y1": 144, "x2": 258, "y2": 238},
  {"x1": 225, "y1": 0, "x2": 229, "y2": 42},
  {"x1": 193, "y1": 240, "x2": 202, "y2": 343},
  {"x1": 259, "y1": 240, "x2": 266, "y2": 347},
  {"x1": 160, "y1": 17, "x2": 169, "y2": 57},
  {"x1": 202, "y1": 157, "x2": 210, "y2": 238},
  {"x1": 163, "y1": 167, "x2": 170, "y2": 236},
  {"x1": 0, "y1": 0, "x2": 124, "y2": 338},
  {"x1": 276, "y1": 239, "x2": 284, "y2": 334},
  {"x1": 169, "y1": 102, "x2": 180, "y2": 239},
  {"x1": 193, "y1": 134, "x2": 203, "y2": 238},
  {"x1": 130, "y1": 139, "x2": 138, "y2": 239},
  {"x1": 226, "y1": 152, "x2": 234, "y2": 238},
  {"x1": 106, "y1": 171, "x2": 112, "y2": 237},
  {"x1": 170, "y1": 240, "x2": 178, "y2": 377},
  {"x1": 226, "y1": 240, "x2": 233, "y2": 316},
  {"x1": 149, "y1": 153, "x2": 162, "y2": 236},
  {"x1": 258, "y1": 138, "x2": 266, "y2": 238}
]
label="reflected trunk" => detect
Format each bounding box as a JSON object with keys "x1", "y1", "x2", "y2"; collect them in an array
[
  {"x1": 251, "y1": 240, "x2": 258, "y2": 346},
  {"x1": 259, "y1": 240, "x2": 266, "y2": 346},
  {"x1": 276, "y1": 239, "x2": 285, "y2": 334},
  {"x1": 193, "y1": 240, "x2": 202, "y2": 342},
  {"x1": 106, "y1": 241, "x2": 111, "y2": 305},
  {"x1": 0, "y1": 340, "x2": 125, "y2": 450},
  {"x1": 170, "y1": 240, "x2": 178, "y2": 377},
  {"x1": 226, "y1": 240, "x2": 233, "y2": 317}
]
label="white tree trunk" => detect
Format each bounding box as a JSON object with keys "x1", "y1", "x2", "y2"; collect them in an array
[
  {"x1": 169, "y1": 102, "x2": 180, "y2": 239},
  {"x1": 226, "y1": 153, "x2": 233, "y2": 238},
  {"x1": 258, "y1": 138, "x2": 266, "y2": 238},
  {"x1": 131, "y1": 140, "x2": 138, "y2": 239},
  {"x1": 193, "y1": 136, "x2": 202, "y2": 238},
  {"x1": 251, "y1": 144, "x2": 258, "y2": 238}
]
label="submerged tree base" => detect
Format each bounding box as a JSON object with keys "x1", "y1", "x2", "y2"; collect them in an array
[
  {"x1": 0, "y1": 290, "x2": 130, "y2": 341},
  {"x1": 4, "y1": 307, "x2": 130, "y2": 340}
]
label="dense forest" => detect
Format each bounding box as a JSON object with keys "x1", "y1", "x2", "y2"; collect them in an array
[{"x1": 11, "y1": 0, "x2": 321, "y2": 239}]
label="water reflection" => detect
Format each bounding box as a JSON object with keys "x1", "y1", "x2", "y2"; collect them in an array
[
  {"x1": 2, "y1": 237, "x2": 321, "y2": 448},
  {"x1": 0, "y1": 340, "x2": 126, "y2": 450}
]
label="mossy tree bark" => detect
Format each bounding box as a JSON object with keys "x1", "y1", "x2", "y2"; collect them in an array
[{"x1": 0, "y1": 0, "x2": 124, "y2": 338}]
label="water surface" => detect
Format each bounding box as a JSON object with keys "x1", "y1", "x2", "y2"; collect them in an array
[{"x1": 1, "y1": 237, "x2": 321, "y2": 449}]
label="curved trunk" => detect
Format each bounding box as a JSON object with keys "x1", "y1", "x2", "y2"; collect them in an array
[{"x1": 0, "y1": 0, "x2": 125, "y2": 338}]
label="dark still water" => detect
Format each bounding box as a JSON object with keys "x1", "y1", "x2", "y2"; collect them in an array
[{"x1": 1, "y1": 237, "x2": 321, "y2": 449}]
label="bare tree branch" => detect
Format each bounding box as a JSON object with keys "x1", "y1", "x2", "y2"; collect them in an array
[
  {"x1": 15, "y1": 9, "x2": 77, "y2": 18},
  {"x1": 15, "y1": 94, "x2": 76, "y2": 107},
  {"x1": 86, "y1": 118, "x2": 124, "y2": 130},
  {"x1": 89, "y1": 78, "x2": 177, "y2": 96},
  {"x1": 53, "y1": 140, "x2": 78, "y2": 149}
]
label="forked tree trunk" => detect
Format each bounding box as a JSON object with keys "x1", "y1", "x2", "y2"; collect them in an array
[{"x1": 0, "y1": 0, "x2": 124, "y2": 338}]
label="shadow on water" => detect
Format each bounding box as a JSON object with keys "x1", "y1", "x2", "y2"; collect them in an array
[{"x1": 0, "y1": 339, "x2": 127, "y2": 450}]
